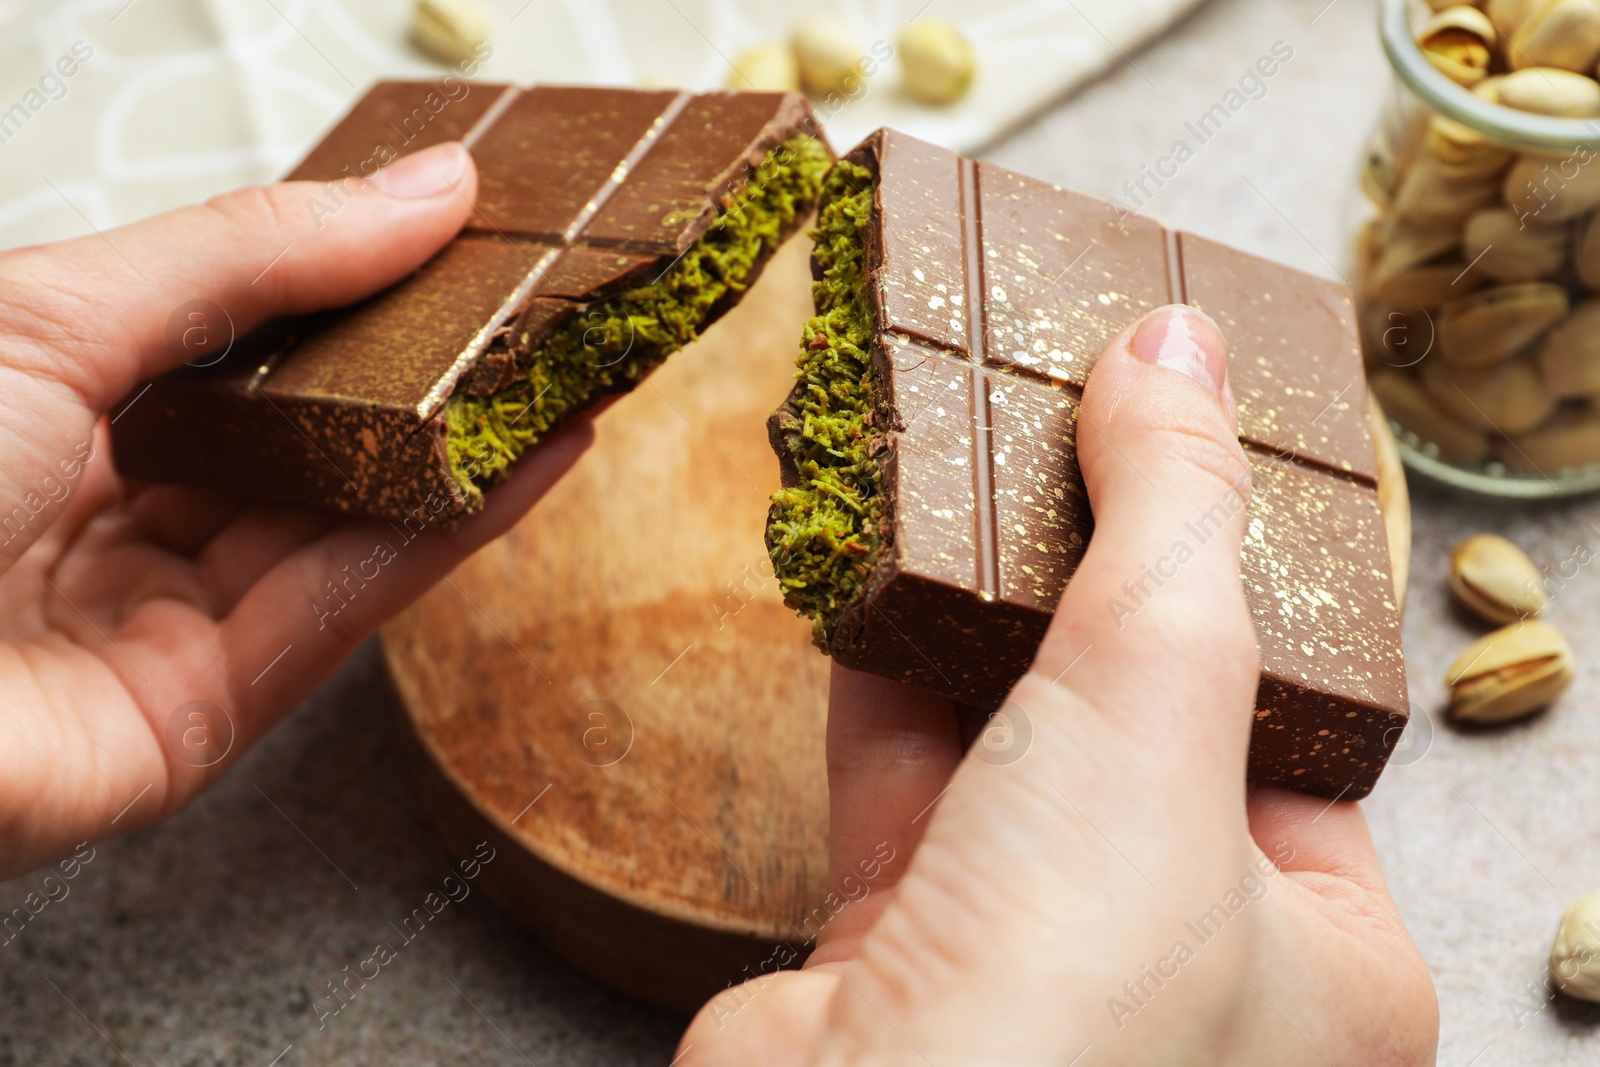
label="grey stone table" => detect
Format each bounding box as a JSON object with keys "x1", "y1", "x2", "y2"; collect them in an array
[{"x1": 4, "y1": 0, "x2": 1594, "y2": 1063}]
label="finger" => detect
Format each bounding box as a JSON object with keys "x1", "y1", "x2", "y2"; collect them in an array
[
  {"x1": 1029, "y1": 304, "x2": 1259, "y2": 795},
  {"x1": 807, "y1": 666, "x2": 962, "y2": 966},
  {"x1": 194, "y1": 506, "x2": 342, "y2": 614},
  {"x1": 122, "y1": 486, "x2": 247, "y2": 557},
  {"x1": 1245, "y1": 785, "x2": 1388, "y2": 893},
  {"x1": 216, "y1": 415, "x2": 595, "y2": 740},
  {"x1": 0, "y1": 141, "x2": 478, "y2": 414}
]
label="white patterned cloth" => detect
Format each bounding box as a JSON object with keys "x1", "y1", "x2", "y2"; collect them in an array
[{"x1": 0, "y1": 0, "x2": 1200, "y2": 249}]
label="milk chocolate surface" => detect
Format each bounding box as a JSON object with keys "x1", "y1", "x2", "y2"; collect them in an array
[
  {"x1": 112, "y1": 82, "x2": 823, "y2": 523},
  {"x1": 770, "y1": 129, "x2": 1408, "y2": 799}
]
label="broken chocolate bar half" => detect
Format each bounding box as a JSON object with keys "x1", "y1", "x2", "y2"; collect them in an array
[
  {"x1": 766, "y1": 129, "x2": 1408, "y2": 800},
  {"x1": 112, "y1": 82, "x2": 831, "y2": 523}
]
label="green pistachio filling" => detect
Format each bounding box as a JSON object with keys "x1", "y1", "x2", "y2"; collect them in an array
[
  {"x1": 766, "y1": 160, "x2": 882, "y2": 649},
  {"x1": 445, "y1": 133, "x2": 833, "y2": 504}
]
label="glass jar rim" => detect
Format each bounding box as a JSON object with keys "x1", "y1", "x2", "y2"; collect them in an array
[{"x1": 1381, "y1": 0, "x2": 1600, "y2": 152}]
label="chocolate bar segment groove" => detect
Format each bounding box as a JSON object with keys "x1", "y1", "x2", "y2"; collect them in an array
[
  {"x1": 112, "y1": 83, "x2": 830, "y2": 524},
  {"x1": 768, "y1": 129, "x2": 1407, "y2": 799}
]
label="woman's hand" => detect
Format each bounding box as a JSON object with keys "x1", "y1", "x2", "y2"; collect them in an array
[
  {"x1": 0, "y1": 142, "x2": 593, "y2": 878},
  {"x1": 681, "y1": 305, "x2": 1437, "y2": 1066}
]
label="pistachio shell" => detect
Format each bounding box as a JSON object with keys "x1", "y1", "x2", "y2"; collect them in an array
[
  {"x1": 1575, "y1": 212, "x2": 1600, "y2": 287},
  {"x1": 726, "y1": 43, "x2": 800, "y2": 91},
  {"x1": 1449, "y1": 532, "x2": 1549, "y2": 623},
  {"x1": 1373, "y1": 218, "x2": 1463, "y2": 278},
  {"x1": 1497, "y1": 67, "x2": 1600, "y2": 116},
  {"x1": 1506, "y1": 407, "x2": 1600, "y2": 470},
  {"x1": 1436, "y1": 282, "x2": 1570, "y2": 366},
  {"x1": 1446, "y1": 619, "x2": 1574, "y2": 723},
  {"x1": 1510, "y1": 0, "x2": 1600, "y2": 71},
  {"x1": 1366, "y1": 261, "x2": 1483, "y2": 310},
  {"x1": 1423, "y1": 355, "x2": 1557, "y2": 433},
  {"x1": 409, "y1": 0, "x2": 489, "y2": 65},
  {"x1": 1463, "y1": 207, "x2": 1572, "y2": 281},
  {"x1": 792, "y1": 16, "x2": 866, "y2": 96},
  {"x1": 1396, "y1": 154, "x2": 1504, "y2": 225},
  {"x1": 1490, "y1": 0, "x2": 1552, "y2": 38},
  {"x1": 1426, "y1": 114, "x2": 1514, "y2": 171},
  {"x1": 1369, "y1": 369, "x2": 1493, "y2": 462},
  {"x1": 1537, "y1": 300, "x2": 1600, "y2": 394},
  {"x1": 1550, "y1": 892, "x2": 1600, "y2": 1002},
  {"x1": 1504, "y1": 150, "x2": 1600, "y2": 222},
  {"x1": 1421, "y1": 6, "x2": 1497, "y2": 85}
]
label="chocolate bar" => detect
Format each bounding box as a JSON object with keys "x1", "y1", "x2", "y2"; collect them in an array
[
  {"x1": 766, "y1": 130, "x2": 1408, "y2": 799},
  {"x1": 112, "y1": 82, "x2": 831, "y2": 523}
]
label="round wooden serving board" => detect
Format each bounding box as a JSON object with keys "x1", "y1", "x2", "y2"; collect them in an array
[
  {"x1": 381, "y1": 235, "x2": 831, "y2": 1015},
  {"x1": 381, "y1": 234, "x2": 1415, "y2": 1014}
]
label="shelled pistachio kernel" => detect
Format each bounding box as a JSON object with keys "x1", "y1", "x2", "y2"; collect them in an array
[
  {"x1": 726, "y1": 42, "x2": 800, "y2": 91},
  {"x1": 1551, "y1": 891, "x2": 1600, "y2": 1002},
  {"x1": 1448, "y1": 533, "x2": 1548, "y2": 623},
  {"x1": 1419, "y1": 5, "x2": 1496, "y2": 86},
  {"x1": 409, "y1": 0, "x2": 488, "y2": 65},
  {"x1": 899, "y1": 19, "x2": 975, "y2": 105},
  {"x1": 792, "y1": 16, "x2": 865, "y2": 96},
  {"x1": 1446, "y1": 619, "x2": 1574, "y2": 723}
]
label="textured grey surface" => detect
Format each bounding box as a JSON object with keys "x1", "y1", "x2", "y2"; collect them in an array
[{"x1": 3, "y1": 0, "x2": 1589, "y2": 1064}]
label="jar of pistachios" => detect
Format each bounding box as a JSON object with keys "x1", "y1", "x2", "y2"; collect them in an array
[{"x1": 1357, "y1": 0, "x2": 1600, "y2": 495}]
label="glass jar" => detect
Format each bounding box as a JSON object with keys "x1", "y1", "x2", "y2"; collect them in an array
[{"x1": 1355, "y1": 0, "x2": 1600, "y2": 496}]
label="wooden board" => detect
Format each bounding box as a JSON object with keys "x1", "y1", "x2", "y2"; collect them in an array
[
  {"x1": 381, "y1": 235, "x2": 1416, "y2": 1014},
  {"x1": 381, "y1": 234, "x2": 832, "y2": 1015}
]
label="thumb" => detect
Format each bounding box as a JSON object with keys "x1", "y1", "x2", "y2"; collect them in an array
[
  {"x1": 0, "y1": 140, "x2": 478, "y2": 415},
  {"x1": 1026, "y1": 303, "x2": 1259, "y2": 798}
]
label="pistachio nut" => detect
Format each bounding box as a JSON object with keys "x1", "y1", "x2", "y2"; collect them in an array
[
  {"x1": 1489, "y1": 0, "x2": 1551, "y2": 38},
  {"x1": 1425, "y1": 114, "x2": 1514, "y2": 171},
  {"x1": 1576, "y1": 212, "x2": 1600, "y2": 287},
  {"x1": 1497, "y1": 67, "x2": 1600, "y2": 116},
  {"x1": 1506, "y1": 407, "x2": 1600, "y2": 470},
  {"x1": 1449, "y1": 532, "x2": 1549, "y2": 623},
  {"x1": 1510, "y1": 0, "x2": 1600, "y2": 72},
  {"x1": 1537, "y1": 300, "x2": 1600, "y2": 394},
  {"x1": 899, "y1": 20, "x2": 975, "y2": 106},
  {"x1": 1373, "y1": 218, "x2": 1463, "y2": 278},
  {"x1": 1423, "y1": 355, "x2": 1556, "y2": 434},
  {"x1": 1361, "y1": 304, "x2": 1439, "y2": 367},
  {"x1": 1369, "y1": 369, "x2": 1493, "y2": 463},
  {"x1": 1365, "y1": 261, "x2": 1482, "y2": 310},
  {"x1": 1504, "y1": 149, "x2": 1600, "y2": 222},
  {"x1": 1396, "y1": 154, "x2": 1505, "y2": 225},
  {"x1": 792, "y1": 16, "x2": 866, "y2": 96},
  {"x1": 1446, "y1": 619, "x2": 1575, "y2": 723},
  {"x1": 1549, "y1": 891, "x2": 1600, "y2": 1003},
  {"x1": 1420, "y1": 5, "x2": 1497, "y2": 85},
  {"x1": 1436, "y1": 282, "x2": 1570, "y2": 367},
  {"x1": 1474, "y1": 73, "x2": 1507, "y2": 104},
  {"x1": 726, "y1": 42, "x2": 801, "y2": 91},
  {"x1": 409, "y1": 0, "x2": 488, "y2": 65},
  {"x1": 1462, "y1": 206, "x2": 1571, "y2": 281},
  {"x1": 1361, "y1": 140, "x2": 1401, "y2": 209}
]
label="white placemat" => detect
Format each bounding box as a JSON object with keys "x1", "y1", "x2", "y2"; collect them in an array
[{"x1": 0, "y1": 0, "x2": 1202, "y2": 249}]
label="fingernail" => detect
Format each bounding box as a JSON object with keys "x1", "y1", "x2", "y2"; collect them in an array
[
  {"x1": 369, "y1": 142, "x2": 468, "y2": 199},
  {"x1": 1128, "y1": 304, "x2": 1228, "y2": 398}
]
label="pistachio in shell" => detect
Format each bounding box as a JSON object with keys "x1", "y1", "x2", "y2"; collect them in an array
[
  {"x1": 1505, "y1": 150, "x2": 1600, "y2": 223},
  {"x1": 1537, "y1": 300, "x2": 1600, "y2": 395},
  {"x1": 1489, "y1": 0, "x2": 1552, "y2": 38},
  {"x1": 1436, "y1": 282, "x2": 1570, "y2": 367},
  {"x1": 1396, "y1": 154, "x2": 1506, "y2": 225},
  {"x1": 1462, "y1": 206, "x2": 1571, "y2": 281},
  {"x1": 1446, "y1": 619, "x2": 1574, "y2": 723},
  {"x1": 1449, "y1": 532, "x2": 1549, "y2": 623},
  {"x1": 1373, "y1": 218, "x2": 1464, "y2": 279},
  {"x1": 1369, "y1": 369, "x2": 1493, "y2": 463},
  {"x1": 1423, "y1": 355, "x2": 1556, "y2": 434},
  {"x1": 1366, "y1": 260, "x2": 1484, "y2": 310},
  {"x1": 1506, "y1": 407, "x2": 1600, "y2": 471},
  {"x1": 1497, "y1": 67, "x2": 1600, "y2": 116},
  {"x1": 1575, "y1": 212, "x2": 1600, "y2": 288},
  {"x1": 726, "y1": 42, "x2": 800, "y2": 92},
  {"x1": 1420, "y1": 5, "x2": 1497, "y2": 85},
  {"x1": 1509, "y1": 0, "x2": 1600, "y2": 72}
]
